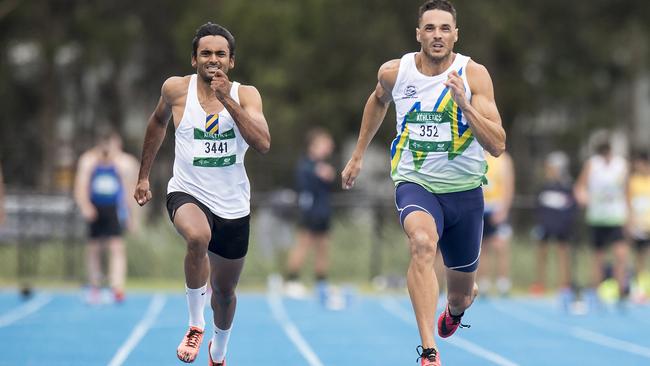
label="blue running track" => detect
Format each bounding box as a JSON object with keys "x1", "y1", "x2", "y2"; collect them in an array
[{"x1": 1, "y1": 289, "x2": 649, "y2": 365}]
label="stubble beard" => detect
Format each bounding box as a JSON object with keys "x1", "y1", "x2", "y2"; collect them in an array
[
  {"x1": 424, "y1": 47, "x2": 452, "y2": 65},
  {"x1": 198, "y1": 68, "x2": 215, "y2": 83}
]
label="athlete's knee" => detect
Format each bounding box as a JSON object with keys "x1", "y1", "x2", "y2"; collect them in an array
[
  {"x1": 212, "y1": 283, "x2": 237, "y2": 304},
  {"x1": 408, "y1": 229, "x2": 439, "y2": 261},
  {"x1": 447, "y1": 291, "x2": 473, "y2": 311},
  {"x1": 184, "y1": 230, "x2": 210, "y2": 255}
]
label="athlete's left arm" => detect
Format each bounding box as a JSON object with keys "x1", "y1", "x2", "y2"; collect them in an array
[
  {"x1": 445, "y1": 61, "x2": 506, "y2": 157},
  {"x1": 118, "y1": 153, "x2": 141, "y2": 232},
  {"x1": 624, "y1": 160, "x2": 633, "y2": 233},
  {"x1": 212, "y1": 70, "x2": 270, "y2": 154},
  {"x1": 499, "y1": 152, "x2": 516, "y2": 221}
]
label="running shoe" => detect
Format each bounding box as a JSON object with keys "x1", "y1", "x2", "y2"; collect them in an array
[
  {"x1": 113, "y1": 289, "x2": 125, "y2": 303},
  {"x1": 284, "y1": 280, "x2": 308, "y2": 299},
  {"x1": 177, "y1": 326, "x2": 204, "y2": 363},
  {"x1": 529, "y1": 282, "x2": 545, "y2": 296},
  {"x1": 208, "y1": 340, "x2": 226, "y2": 366},
  {"x1": 437, "y1": 305, "x2": 470, "y2": 338},
  {"x1": 416, "y1": 345, "x2": 441, "y2": 366}
]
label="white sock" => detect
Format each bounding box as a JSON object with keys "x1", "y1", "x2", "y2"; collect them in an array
[
  {"x1": 210, "y1": 325, "x2": 232, "y2": 362},
  {"x1": 186, "y1": 283, "x2": 208, "y2": 329}
]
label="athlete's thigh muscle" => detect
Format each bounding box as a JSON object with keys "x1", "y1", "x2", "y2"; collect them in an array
[
  {"x1": 167, "y1": 191, "x2": 213, "y2": 243},
  {"x1": 173, "y1": 203, "x2": 212, "y2": 242}
]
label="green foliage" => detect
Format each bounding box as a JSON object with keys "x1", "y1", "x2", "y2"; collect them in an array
[{"x1": 0, "y1": 0, "x2": 649, "y2": 190}]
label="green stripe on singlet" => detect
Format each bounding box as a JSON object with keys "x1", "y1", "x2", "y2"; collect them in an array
[
  {"x1": 193, "y1": 155, "x2": 237, "y2": 167},
  {"x1": 194, "y1": 128, "x2": 235, "y2": 140}
]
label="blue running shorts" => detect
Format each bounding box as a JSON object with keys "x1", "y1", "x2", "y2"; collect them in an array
[{"x1": 395, "y1": 182, "x2": 484, "y2": 272}]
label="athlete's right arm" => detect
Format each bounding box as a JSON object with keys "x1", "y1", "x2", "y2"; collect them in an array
[
  {"x1": 134, "y1": 77, "x2": 180, "y2": 206},
  {"x1": 73, "y1": 152, "x2": 97, "y2": 221},
  {"x1": 341, "y1": 60, "x2": 399, "y2": 190},
  {"x1": 573, "y1": 160, "x2": 591, "y2": 207}
]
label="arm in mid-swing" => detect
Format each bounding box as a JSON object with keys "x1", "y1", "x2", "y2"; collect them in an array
[
  {"x1": 493, "y1": 152, "x2": 515, "y2": 224},
  {"x1": 134, "y1": 77, "x2": 182, "y2": 206},
  {"x1": 211, "y1": 70, "x2": 270, "y2": 154},
  {"x1": 341, "y1": 59, "x2": 399, "y2": 189},
  {"x1": 445, "y1": 61, "x2": 506, "y2": 157},
  {"x1": 73, "y1": 152, "x2": 98, "y2": 221},
  {"x1": 573, "y1": 160, "x2": 591, "y2": 207}
]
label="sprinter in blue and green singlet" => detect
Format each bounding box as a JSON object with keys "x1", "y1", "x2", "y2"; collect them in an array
[{"x1": 342, "y1": 1, "x2": 506, "y2": 364}]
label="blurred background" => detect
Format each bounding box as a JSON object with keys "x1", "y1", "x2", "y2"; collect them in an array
[{"x1": 0, "y1": 0, "x2": 649, "y2": 296}]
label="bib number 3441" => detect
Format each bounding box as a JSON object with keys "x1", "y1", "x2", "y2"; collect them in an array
[{"x1": 204, "y1": 141, "x2": 228, "y2": 154}]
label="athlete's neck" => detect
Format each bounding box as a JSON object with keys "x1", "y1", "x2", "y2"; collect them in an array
[
  {"x1": 95, "y1": 148, "x2": 117, "y2": 163},
  {"x1": 416, "y1": 52, "x2": 456, "y2": 77}
]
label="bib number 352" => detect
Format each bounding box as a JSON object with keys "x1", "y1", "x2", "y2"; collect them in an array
[
  {"x1": 419, "y1": 125, "x2": 439, "y2": 138},
  {"x1": 406, "y1": 111, "x2": 452, "y2": 152}
]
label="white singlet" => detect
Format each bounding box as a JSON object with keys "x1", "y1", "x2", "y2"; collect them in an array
[{"x1": 167, "y1": 74, "x2": 250, "y2": 219}]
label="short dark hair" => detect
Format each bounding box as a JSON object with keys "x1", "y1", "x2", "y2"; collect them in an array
[
  {"x1": 192, "y1": 22, "x2": 236, "y2": 58},
  {"x1": 418, "y1": 0, "x2": 457, "y2": 25},
  {"x1": 305, "y1": 127, "x2": 331, "y2": 148}
]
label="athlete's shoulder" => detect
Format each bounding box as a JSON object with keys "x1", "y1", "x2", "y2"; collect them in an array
[
  {"x1": 116, "y1": 152, "x2": 139, "y2": 170},
  {"x1": 465, "y1": 59, "x2": 493, "y2": 94},
  {"x1": 238, "y1": 84, "x2": 261, "y2": 98},
  {"x1": 378, "y1": 59, "x2": 400, "y2": 79},
  {"x1": 237, "y1": 84, "x2": 262, "y2": 105},
  {"x1": 378, "y1": 59, "x2": 400, "y2": 91},
  {"x1": 465, "y1": 60, "x2": 491, "y2": 80},
  {"x1": 161, "y1": 75, "x2": 191, "y2": 104},
  {"x1": 77, "y1": 149, "x2": 99, "y2": 170}
]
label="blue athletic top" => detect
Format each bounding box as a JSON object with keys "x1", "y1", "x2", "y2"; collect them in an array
[{"x1": 89, "y1": 164, "x2": 123, "y2": 207}]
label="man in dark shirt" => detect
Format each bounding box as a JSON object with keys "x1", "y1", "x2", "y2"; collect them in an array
[
  {"x1": 285, "y1": 128, "x2": 336, "y2": 299},
  {"x1": 531, "y1": 152, "x2": 577, "y2": 309}
]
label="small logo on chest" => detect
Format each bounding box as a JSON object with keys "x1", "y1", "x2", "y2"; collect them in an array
[{"x1": 404, "y1": 85, "x2": 418, "y2": 98}]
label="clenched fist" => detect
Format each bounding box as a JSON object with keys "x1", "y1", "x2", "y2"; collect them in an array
[{"x1": 134, "y1": 179, "x2": 153, "y2": 206}]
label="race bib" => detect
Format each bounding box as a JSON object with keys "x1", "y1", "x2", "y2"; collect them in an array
[
  {"x1": 406, "y1": 111, "x2": 451, "y2": 152},
  {"x1": 91, "y1": 174, "x2": 120, "y2": 195},
  {"x1": 192, "y1": 128, "x2": 237, "y2": 167}
]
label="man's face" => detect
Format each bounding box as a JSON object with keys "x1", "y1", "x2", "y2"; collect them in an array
[
  {"x1": 416, "y1": 9, "x2": 458, "y2": 62},
  {"x1": 309, "y1": 135, "x2": 334, "y2": 160},
  {"x1": 98, "y1": 139, "x2": 111, "y2": 157},
  {"x1": 192, "y1": 35, "x2": 235, "y2": 82}
]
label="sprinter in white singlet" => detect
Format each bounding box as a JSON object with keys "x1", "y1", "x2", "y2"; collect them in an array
[
  {"x1": 134, "y1": 23, "x2": 270, "y2": 366},
  {"x1": 341, "y1": 1, "x2": 506, "y2": 365},
  {"x1": 574, "y1": 141, "x2": 630, "y2": 307}
]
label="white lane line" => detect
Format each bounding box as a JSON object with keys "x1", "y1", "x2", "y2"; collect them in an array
[
  {"x1": 380, "y1": 297, "x2": 520, "y2": 366},
  {"x1": 108, "y1": 294, "x2": 166, "y2": 366},
  {"x1": 0, "y1": 294, "x2": 53, "y2": 327},
  {"x1": 266, "y1": 285, "x2": 324, "y2": 366},
  {"x1": 491, "y1": 300, "x2": 650, "y2": 359}
]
